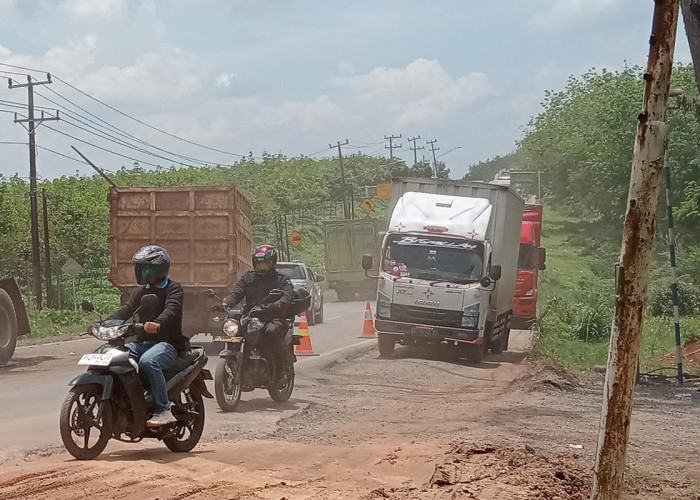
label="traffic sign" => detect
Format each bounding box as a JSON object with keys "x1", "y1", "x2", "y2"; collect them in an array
[
  {"x1": 288, "y1": 230, "x2": 304, "y2": 247},
  {"x1": 360, "y1": 198, "x2": 376, "y2": 213},
  {"x1": 61, "y1": 258, "x2": 82, "y2": 277},
  {"x1": 376, "y1": 183, "x2": 391, "y2": 200}
]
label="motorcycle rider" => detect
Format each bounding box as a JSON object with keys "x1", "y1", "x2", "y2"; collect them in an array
[
  {"x1": 107, "y1": 245, "x2": 190, "y2": 427},
  {"x1": 224, "y1": 244, "x2": 294, "y2": 386}
]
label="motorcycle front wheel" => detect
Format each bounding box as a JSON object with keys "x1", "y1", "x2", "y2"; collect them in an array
[
  {"x1": 164, "y1": 389, "x2": 205, "y2": 453},
  {"x1": 59, "y1": 384, "x2": 113, "y2": 460},
  {"x1": 268, "y1": 363, "x2": 295, "y2": 402},
  {"x1": 214, "y1": 357, "x2": 242, "y2": 412}
]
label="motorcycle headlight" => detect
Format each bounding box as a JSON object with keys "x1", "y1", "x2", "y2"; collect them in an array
[
  {"x1": 222, "y1": 319, "x2": 239, "y2": 337},
  {"x1": 95, "y1": 324, "x2": 129, "y2": 341},
  {"x1": 461, "y1": 303, "x2": 480, "y2": 329}
]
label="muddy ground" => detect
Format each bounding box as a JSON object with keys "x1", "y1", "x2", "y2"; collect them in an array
[{"x1": 0, "y1": 333, "x2": 699, "y2": 499}]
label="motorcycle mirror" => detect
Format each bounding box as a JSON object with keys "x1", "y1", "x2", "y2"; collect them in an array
[
  {"x1": 81, "y1": 300, "x2": 95, "y2": 313},
  {"x1": 204, "y1": 288, "x2": 217, "y2": 297},
  {"x1": 140, "y1": 294, "x2": 159, "y2": 313}
]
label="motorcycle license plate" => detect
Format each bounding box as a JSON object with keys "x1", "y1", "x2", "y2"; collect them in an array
[
  {"x1": 213, "y1": 336, "x2": 241, "y2": 343},
  {"x1": 78, "y1": 353, "x2": 113, "y2": 366}
]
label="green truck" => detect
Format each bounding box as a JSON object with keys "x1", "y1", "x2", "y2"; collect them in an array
[
  {"x1": 0, "y1": 278, "x2": 30, "y2": 364},
  {"x1": 324, "y1": 218, "x2": 381, "y2": 301}
]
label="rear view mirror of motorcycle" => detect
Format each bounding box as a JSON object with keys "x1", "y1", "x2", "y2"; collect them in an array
[
  {"x1": 134, "y1": 293, "x2": 159, "y2": 318},
  {"x1": 81, "y1": 299, "x2": 95, "y2": 313}
]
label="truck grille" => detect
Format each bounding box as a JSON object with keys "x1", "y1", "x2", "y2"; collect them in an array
[{"x1": 391, "y1": 304, "x2": 463, "y2": 328}]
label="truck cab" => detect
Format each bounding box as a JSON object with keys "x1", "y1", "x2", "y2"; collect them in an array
[
  {"x1": 368, "y1": 187, "x2": 523, "y2": 363},
  {"x1": 513, "y1": 205, "x2": 546, "y2": 327}
]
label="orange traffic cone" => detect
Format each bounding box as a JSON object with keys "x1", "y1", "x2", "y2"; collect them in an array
[
  {"x1": 295, "y1": 311, "x2": 318, "y2": 356},
  {"x1": 359, "y1": 302, "x2": 377, "y2": 339}
]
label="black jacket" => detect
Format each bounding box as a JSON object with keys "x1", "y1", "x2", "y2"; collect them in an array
[
  {"x1": 108, "y1": 279, "x2": 190, "y2": 353},
  {"x1": 224, "y1": 270, "x2": 294, "y2": 317}
]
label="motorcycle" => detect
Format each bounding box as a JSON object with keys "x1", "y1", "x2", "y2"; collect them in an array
[
  {"x1": 59, "y1": 294, "x2": 213, "y2": 460},
  {"x1": 207, "y1": 288, "x2": 310, "y2": 412}
]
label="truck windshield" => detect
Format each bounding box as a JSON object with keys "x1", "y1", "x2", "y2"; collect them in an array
[{"x1": 382, "y1": 235, "x2": 484, "y2": 283}]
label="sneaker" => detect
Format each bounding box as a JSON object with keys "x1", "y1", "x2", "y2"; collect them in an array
[{"x1": 146, "y1": 409, "x2": 177, "y2": 427}]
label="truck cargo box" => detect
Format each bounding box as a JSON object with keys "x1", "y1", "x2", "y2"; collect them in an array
[{"x1": 108, "y1": 185, "x2": 252, "y2": 336}]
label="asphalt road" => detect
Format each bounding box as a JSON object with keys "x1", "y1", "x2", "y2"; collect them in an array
[{"x1": 0, "y1": 298, "x2": 373, "y2": 461}]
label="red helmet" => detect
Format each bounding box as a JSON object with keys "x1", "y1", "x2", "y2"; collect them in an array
[{"x1": 252, "y1": 244, "x2": 278, "y2": 272}]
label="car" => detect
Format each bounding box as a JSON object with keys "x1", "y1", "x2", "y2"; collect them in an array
[{"x1": 276, "y1": 262, "x2": 325, "y2": 325}]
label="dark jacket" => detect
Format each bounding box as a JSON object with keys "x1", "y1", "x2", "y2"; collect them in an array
[
  {"x1": 109, "y1": 279, "x2": 190, "y2": 353},
  {"x1": 224, "y1": 270, "x2": 294, "y2": 317}
]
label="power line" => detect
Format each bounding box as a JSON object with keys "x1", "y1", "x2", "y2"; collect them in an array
[
  {"x1": 35, "y1": 86, "x2": 227, "y2": 166},
  {"x1": 52, "y1": 75, "x2": 248, "y2": 158}
]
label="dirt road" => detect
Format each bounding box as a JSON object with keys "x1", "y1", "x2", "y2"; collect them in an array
[{"x1": 1, "y1": 309, "x2": 699, "y2": 499}]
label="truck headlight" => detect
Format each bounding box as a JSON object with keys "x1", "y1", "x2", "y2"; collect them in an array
[
  {"x1": 461, "y1": 304, "x2": 480, "y2": 329},
  {"x1": 525, "y1": 289, "x2": 536, "y2": 296},
  {"x1": 377, "y1": 292, "x2": 391, "y2": 319}
]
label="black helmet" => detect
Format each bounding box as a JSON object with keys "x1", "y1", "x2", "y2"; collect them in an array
[
  {"x1": 252, "y1": 244, "x2": 277, "y2": 272},
  {"x1": 133, "y1": 245, "x2": 171, "y2": 285}
]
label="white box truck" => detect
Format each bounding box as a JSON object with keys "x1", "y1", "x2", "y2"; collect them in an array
[{"x1": 362, "y1": 179, "x2": 523, "y2": 362}]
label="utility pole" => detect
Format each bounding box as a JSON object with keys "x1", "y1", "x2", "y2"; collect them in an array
[
  {"x1": 427, "y1": 139, "x2": 440, "y2": 178},
  {"x1": 9, "y1": 74, "x2": 60, "y2": 310},
  {"x1": 41, "y1": 189, "x2": 52, "y2": 308},
  {"x1": 329, "y1": 139, "x2": 350, "y2": 219},
  {"x1": 591, "y1": 1, "x2": 680, "y2": 498},
  {"x1": 407, "y1": 136, "x2": 424, "y2": 165},
  {"x1": 384, "y1": 134, "x2": 402, "y2": 160}
]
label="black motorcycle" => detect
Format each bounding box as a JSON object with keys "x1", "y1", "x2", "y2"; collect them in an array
[
  {"x1": 207, "y1": 288, "x2": 309, "y2": 412},
  {"x1": 59, "y1": 294, "x2": 213, "y2": 460}
]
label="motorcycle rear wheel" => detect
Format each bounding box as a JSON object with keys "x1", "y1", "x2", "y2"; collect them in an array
[
  {"x1": 164, "y1": 389, "x2": 205, "y2": 453},
  {"x1": 215, "y1": 357, "x2": 242, "y2": 412},
  {"x1": 59, "y1": 384, "x2": 113, "y2": 460},
  {"x1": 268, "y1": 363, "x2": 295, "y2": 402}
]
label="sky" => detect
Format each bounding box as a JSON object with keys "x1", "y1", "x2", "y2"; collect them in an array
[{"x1": 0, "y1": 0, "x2": 692, "y2": 180}]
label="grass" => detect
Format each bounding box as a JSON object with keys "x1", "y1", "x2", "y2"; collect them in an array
[{"x1": 535, "y1": 206, "x2": 700, "y2": 372}]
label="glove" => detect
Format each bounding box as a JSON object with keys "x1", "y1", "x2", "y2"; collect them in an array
[
  {"x1": 144, "y1": 322, "x2": 161, "y2": 334},
  {"x1": 265, "y1": 302, "x2": 281, "y2": 312}
]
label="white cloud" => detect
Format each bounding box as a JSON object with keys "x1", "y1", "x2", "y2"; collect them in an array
[
  {"x1": 216, "y1": 72, "x2": 238, "y2": 88},
  {"x1": 61, "y1": 0, "x2": 126, "y2": 17},
  {"x1": 332, "y1": 58, "x2": 491, "y2": 127},
  {"x1": 533, "y1": 0, "x2": 619, "y2": 30}
]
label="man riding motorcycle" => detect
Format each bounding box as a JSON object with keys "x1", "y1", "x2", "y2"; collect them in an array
[
  {"x1": 106, "y1": 245, "x2": 190, "y2": 427},
  {"x1": 224, "y1": 244, "x2": 294, "y2": 386}
]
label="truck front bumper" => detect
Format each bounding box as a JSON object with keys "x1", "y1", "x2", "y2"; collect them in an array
[{"x1": 375, "y1": 319, "x2": 481, "y2": 345}]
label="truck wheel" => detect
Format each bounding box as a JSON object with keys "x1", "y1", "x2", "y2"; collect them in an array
[
  {"x1": 378, "y1": 334, "x2": 395, "y2": 358},
  {"x1": 490, "y1": 333, "x2": 504, "y2": 355},
  {"x1": 465, "y1": 343, "x2": 484, "y2": 364},
  {"x1": 502, "y1": 328, "x2": 511, "y2": 352},
  {"x1": 0, "y1": 289, "x2": 18, "y2": 365}
]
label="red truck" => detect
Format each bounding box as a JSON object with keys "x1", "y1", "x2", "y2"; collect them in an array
[{"x1": 512, "y1": 204, "x2": 546, "y2": 328}]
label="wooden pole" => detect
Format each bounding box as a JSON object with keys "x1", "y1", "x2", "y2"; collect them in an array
[{"x1": 591, "y1": 1, "x2": 680, "y2": 498}]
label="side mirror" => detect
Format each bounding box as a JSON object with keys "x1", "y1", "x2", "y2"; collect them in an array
[
  {"x1": 479, "y1": 276, "x2": 492, "y2": 288},
  {"x1": 81, "y1": 300, "x2": 95, "y2": 313},
  {"x1": 362, "y1": 254, "x2": 374, "y2": 271},
  {"x1": 490, "y1": 265, "x2": 502, "y2": 281},
  {"x1": 140, "y1": 294, "x2": 159, "y2": 315},
  {"x1": 537, "y1": 248, "x2": 547, "y2": 271},
  {"x1": 315, "y1": 275, "x2": 325, "y2": 283}
]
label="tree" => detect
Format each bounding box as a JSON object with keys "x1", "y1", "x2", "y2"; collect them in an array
[{"x1": 682, "y1": 0, "x2": 700, "y2": 93}]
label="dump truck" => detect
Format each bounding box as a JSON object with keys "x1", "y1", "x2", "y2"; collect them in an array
[
  {"x1": 323, "y1": 218, "x2": 381, "y2": 301},
  {"x1": 108, "y1": 186, "x2": 252, "y2": 337},
  {"x1": 0, "y1": 278, "x2": 30, "y2": 364},
  {"x1": 364, "y1": 178, "x2": 523, "y2": 362}
]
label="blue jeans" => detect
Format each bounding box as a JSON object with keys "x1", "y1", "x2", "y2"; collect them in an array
[{"x1": 126, "y1": 341, "x2": 178, "y2": 413}]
